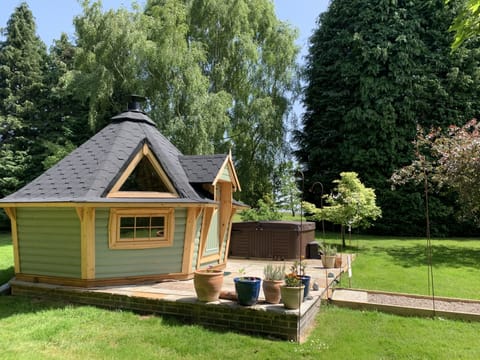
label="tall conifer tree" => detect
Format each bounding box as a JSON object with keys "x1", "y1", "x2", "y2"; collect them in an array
[
  {"x1": 296, "y1": 0, "x2": 480, "y2": 235},
  {"x1": 41, "y1": 33, "x2": 91, "y2": 169},
  {"x1": 0, "y1": 2, "x2": 48, "y2": 195}
]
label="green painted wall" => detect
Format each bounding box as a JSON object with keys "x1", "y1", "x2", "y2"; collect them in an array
[
  {"x1": 95, "y1": 208, "x2": 187, "y2": 278},
  {"x1": 204, "y1": 210, "x2": 219, "y2": 256},
  {"x1": 220, "y1": 166, "x2": 231, "y2": 181},
  {"x1": 17, "y1": 208, "x2": 81, "y2": 278}
]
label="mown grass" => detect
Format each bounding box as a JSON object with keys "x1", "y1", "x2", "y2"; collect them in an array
[
  {"x1": 0, "y1": 232, "x2": 14, "y2": 284},
  {"x1": 0, "y1": 295, "x2": 479, "y2": 359},
  {"x1": 320, "y1": 232, "x2": 480, "y2": 299},
  {"x1": 2, "y1": 231, "x2": 480, "y2": 358}
]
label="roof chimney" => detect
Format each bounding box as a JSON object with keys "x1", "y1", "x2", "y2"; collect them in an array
[
  {"x1": 127, "y1": 94, "x2": 146, "y2": 112},
  {"x1": 110, "y1": 95, "x2": 156, "y2": 127}
]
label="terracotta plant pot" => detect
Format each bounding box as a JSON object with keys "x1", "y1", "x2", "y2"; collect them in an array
[
  {"x1": 193, "y1": 269, "x2": 224, "y2": 302},
  {"x1": 335, "y1": 254, "x2": 343, "y2": 268},
  {"x1": 321, "y1": 255, "x2": 336, "y2": 268},
  {"x1": 262, "y1": 279, "x2": 283, "y2": 304},
  {"x1": 281, "y1": 285, "x2": 305, "y2": 310}
]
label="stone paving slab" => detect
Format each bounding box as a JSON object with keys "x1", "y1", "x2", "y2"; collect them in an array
[
  {"x1": 87, "y1": 258, "x2": 346, "y2": 302},
  {"x1": 332, "y1": 289, "x2": 368, "y2": 303}
]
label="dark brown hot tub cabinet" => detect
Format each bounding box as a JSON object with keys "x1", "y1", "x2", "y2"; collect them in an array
[{"x1": 229, "y1": 221, "x2": 316, "y2": 260}]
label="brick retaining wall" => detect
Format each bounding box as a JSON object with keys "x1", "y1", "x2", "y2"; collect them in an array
[{"x1": 10, "y1": 280, "x2": 322, "y2": 342}]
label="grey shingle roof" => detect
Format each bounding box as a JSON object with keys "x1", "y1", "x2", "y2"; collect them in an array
[
  {"x1": 0, "y1": 111, "x2": 227, "y2": 204},
  {"x1": 179, "y1": 154, "x2": 228, "y2": 184}
]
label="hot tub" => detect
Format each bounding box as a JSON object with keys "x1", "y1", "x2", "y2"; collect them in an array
[{"x1": 229, "y1": 221, "x2": 316, "y2": 260}]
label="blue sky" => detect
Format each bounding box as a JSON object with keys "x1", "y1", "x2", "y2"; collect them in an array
[
  {"x1": 1, "y1": 0, "x2": 329, "y2": 60},
  {"x1": 1, "y1": 1, "x2": 330, "y2": 122}
]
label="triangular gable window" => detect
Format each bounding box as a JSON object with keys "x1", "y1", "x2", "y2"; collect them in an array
[
  {"x1": 107, "y1": 143, "x2": 178, "y2": 198},
  {"x1": 120, "y1": 157, "x2": 170, "y2": 192}
]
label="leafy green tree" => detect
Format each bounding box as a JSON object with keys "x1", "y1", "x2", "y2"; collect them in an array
[
  {"x1": 272, "y1": 160, "x2": 302, "y2": 217},
  {"x1": 72, "y1": 0, "x2": 232, "y2": 154},
  {"x1": 304, "y1": 172, "x2": 381, "y2": 246},
  {"x1": 449, "y1": 0, "x2": 480, "y2": 49},
  {"x1": 144, "y1": 0, "x2": 231, "y2": 155},
  {"x1": 72, "y1": 1, "x2": 148, "y2": 131},
  {"x1": 0, "y1": 2, "x2": 49, "y2": 187},
  {"x1": 240, "y1": 194, "x2": 282, "y2": 221},
  {"x1": 71, "y1": 0, "x2": 300, "y2": 207},
  {"x1": 296, "y1": 0, "x2": 480, "y2": 235},
  {"x1": 187, "y1": 0, "x2": 300, "y2": 205}
]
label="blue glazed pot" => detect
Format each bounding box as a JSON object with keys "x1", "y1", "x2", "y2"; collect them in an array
[
  {"x1": 298, "y1": 275, "x2": 311, "y2": 300},
  {"x1": 234, "y1": 277, "x2": 262, "y2": 306}
]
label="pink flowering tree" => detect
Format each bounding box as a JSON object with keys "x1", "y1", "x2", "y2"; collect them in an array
[{"x1": 391, "y1": 119, "x2": 480, "y2": 225}]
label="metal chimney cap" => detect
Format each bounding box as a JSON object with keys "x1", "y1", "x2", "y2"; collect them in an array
[
  {"x1": 110, "y1": 95, "x2": 156, "y2": 127},
  {"x1": 127, "y1": 94, "x2": 146, "y2": 112}
]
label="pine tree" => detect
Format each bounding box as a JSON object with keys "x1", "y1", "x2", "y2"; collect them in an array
[
  {"x1": 0, "y1": 2, "x2": 48, "y2": 193},
  {"x1": 41, "y1": 33, "x2": 90, "y2": 169}
]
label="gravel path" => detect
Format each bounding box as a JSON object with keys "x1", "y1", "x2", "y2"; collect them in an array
[
  {"x1": 368, "y1": 293, "x2": 480, "y2": 314},
  {"x1": 332, "y1": 289, "x2": 480, "y2": 317}
]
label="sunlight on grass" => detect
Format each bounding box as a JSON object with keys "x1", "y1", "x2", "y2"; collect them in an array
[
  {"x1": 1, "y1": 296, "x2": 480, "y2": 359},
  {"x1": 0, "y1": 232, "x2": 14, "y2": 284},
  {"x1": 325, "y1": 233, "x2": 480, "y2": 299},
  {"x1": 2, "y1": 230, "x2": 480, "y2": 358},
  {"x1": 310, "y1": 306, "x2": 480, "y2": 359},
  {"x1": 0, "y1": 296, "x2": 294, "y2": 360}
]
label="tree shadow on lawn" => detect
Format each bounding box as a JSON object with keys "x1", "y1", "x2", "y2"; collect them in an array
[
  {"x1": 383, "y1": 244, "x2": 480, "y2": 269},
  {"x1": 0, "y1": 295, "x2": 268, "y2": 341},
  {"x1": 0, "y1": 294, "x2": 71, "y2": 320},
  {"x1": 0, "y1": 265, "x2": 14, "y2": 285}
]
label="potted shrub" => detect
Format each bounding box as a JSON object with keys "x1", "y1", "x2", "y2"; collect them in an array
[
  {"x1": 234, "y1": 268, "x2": 262, "y2": 306},
  {"x1": 262, "y1": 264, "x2": 285, "y2": 304},
  {"x1": 280, "y1": 272, "x2": 305, "y2": 309},
  {"x1": 321, "y1": 243, "x2": 337, "y2": 268},
  {"x1": 193, "y1": 267, "x2": 224, "y2": 302}
]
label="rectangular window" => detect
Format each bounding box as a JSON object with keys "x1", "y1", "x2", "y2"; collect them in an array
[{"x1": 109, "y1": 209, "x2": 174, "y2": 249}]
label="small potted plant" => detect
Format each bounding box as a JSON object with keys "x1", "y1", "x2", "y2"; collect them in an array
[
  {"x1": 193, "y1": 266, "x2": 224, "y2": 302},
  {"x1": 262, "y1": 264, "x2": 285, "y2": 304},
  {"x1": 280, "y1": 272, "x2": 305, "y2": 309},
  {"x1": 321, "y1": 243, "x2": 337, "y2": 268},
  {"x1": 291, "y1": 259, "x2": 310, "y2": 300},
  {"x1": 234, "y1": 268, "x2": 262, "y2": 306}
]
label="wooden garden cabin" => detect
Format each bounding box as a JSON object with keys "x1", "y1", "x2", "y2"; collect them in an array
[{"x1": 0, "y1": 100, "x2": 244, "y2": 287}]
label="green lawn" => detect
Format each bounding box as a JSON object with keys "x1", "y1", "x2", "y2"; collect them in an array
[
  {"x1": 321, "y1": 233, "x2": 480, "y2": 299},
  {"x1": 0, "y1": 232, "x2": 14, "y2": 284},
  {"x1": 0, "y1": 295, "x2": 479, "y2": 359},
  {"x1": 2, "y1": 231, "x2": 480, "y2": 358}
]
